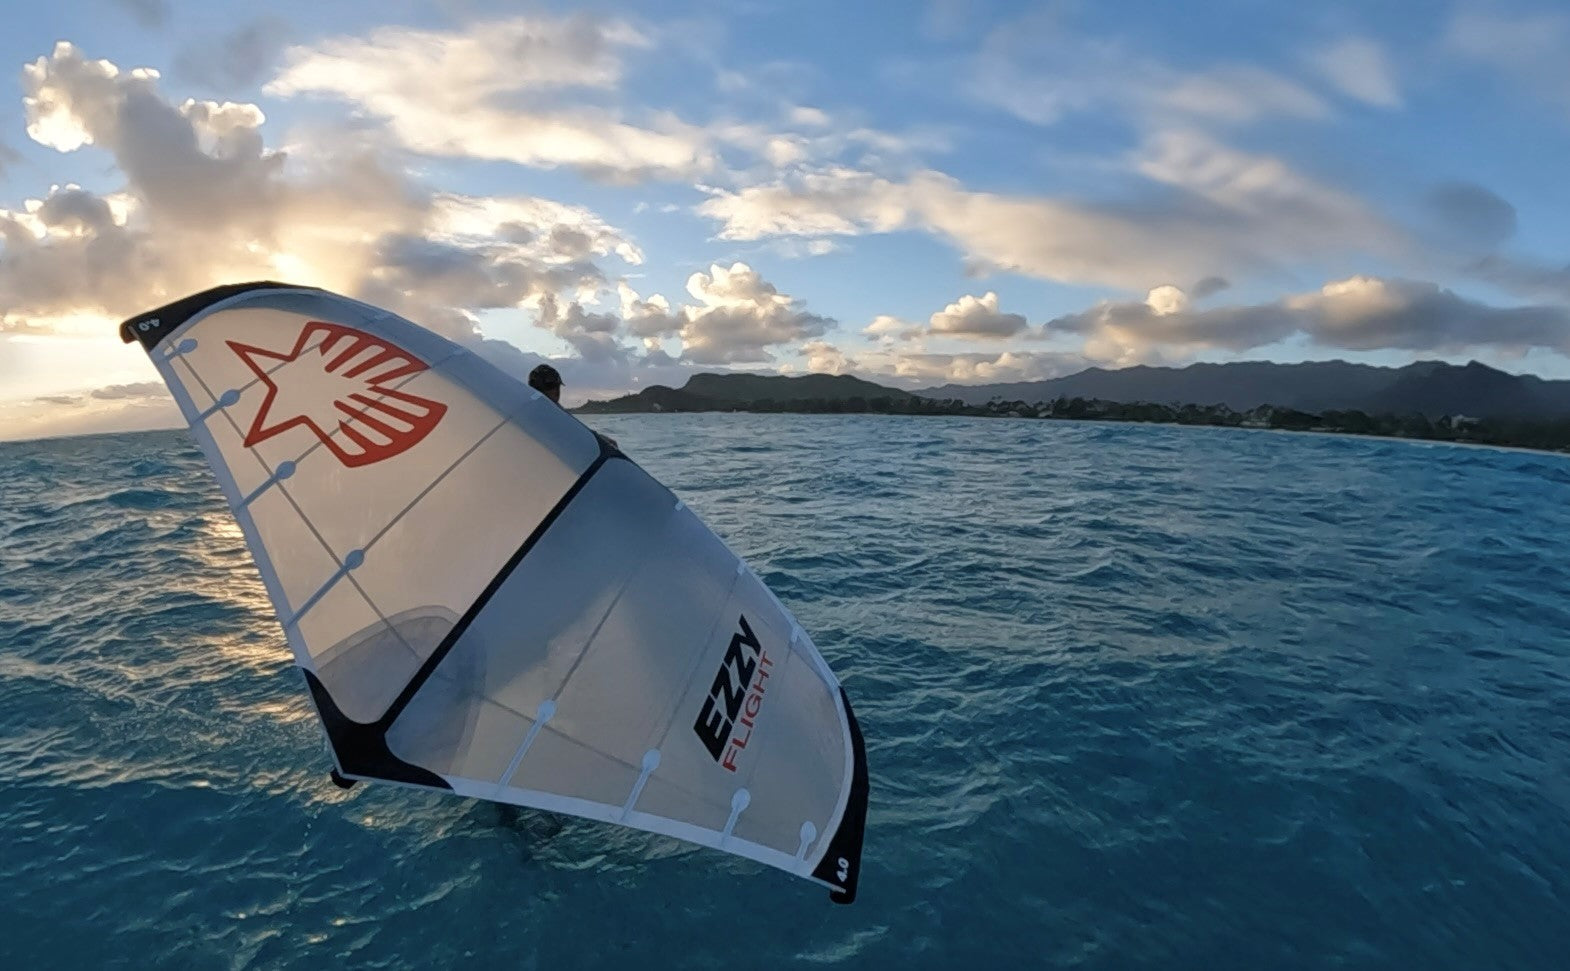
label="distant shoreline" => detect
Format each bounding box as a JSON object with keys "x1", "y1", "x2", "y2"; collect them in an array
[{"x1": 575, "y1": 399, "x2": 1570, "y2": 457}]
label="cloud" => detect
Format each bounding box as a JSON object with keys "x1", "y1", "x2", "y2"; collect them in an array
[
  {"x1": 1158, "y1": 66, "x2": 1329, "y2": 123},
  {"x1": 1446, "y1": 8, "x2": 1570, "y2": 114},
  {"x1": 175, "y1": 17, "x2": 294, "y2": 89},
  {"x1": 538, "y1": 293, "x2": 627, "y2": 362},
  {"x1": 889, "y1": 349, "x2": 1091, "y2": 385},
  {"x1": 1049, "y1": 276, "x2": 1570, "y2": 362},
  {"x1": 1425, "y1": 182, "x2": 1517, "y2": 248},
  {"x1": 110, "y1": 0, "x2": 168, "y2": 28},
  {"x1": 799, "y1": 339, "x2": 854, "y2": 375},
  {"x1": 675, "y1": 262, "x2": 833, "y2": 364},
  {"x1": 1311, "y1": 37, "x2": 1400, "y2": 108},
  {"x1": 5, "y1": 43, "x2": 639, "y2": 342},
  {"x1": 1143, "y1": 284, "x2": 1189, "y2": 316},
  {"x1": 1132, "y1": 130, "x2": 1391, "y2": 255},
  {"x1": 789, "y1": 106, "x2": 831, "y2": 128},
  {"x1": 697, "y1": 166, "x2": 912, "y2": 239},
  {"x1": 699, "y1": 135, "x2": 1398, "y2": 291},
  {"x1": 759, "y1": 237, "x2": 841, "y2": 260},
  {"x1": 863, "y1": 314, "x2": 920, "y2": 341},
  {"x1": 470, "y1": 336, "x2": 696, "y2": 407},
  {"x1": 927, "y1": 291, "x2": 1027, "y2": 339},
  {"x1": 805, "y1": 344, "x2": 1093, "y2": 387},
  {"x1": 922, "y1": 0, "x2": 984, "y2": 41},
  {"x1": 1191, "y1": 276, "x2": 1230, "y2": 299},
  {"x1": 1471, "y1": 254, "x2": 1570, "y2": 304},
  {"x1": 481, "y1": 261, "x2": 835, "y2": 368},
  {"x1": 966, "y1": 17, "x2": 1328, "y2": 128},
  {"x1": 268, "y1": 14, "x2": 941, "y2": 188},
  {"x1": 0, "y1": 379, "x2": 181, "y2": 442},
  {"x1": 617, "y1": 282, "x2": 680, "y2": 342},
  {"x1": 267, "y1": 15, "x2": 716, "y2": 183},
  {"x1": 90, "y1": 380, "x2": 168, "y2": 400}
]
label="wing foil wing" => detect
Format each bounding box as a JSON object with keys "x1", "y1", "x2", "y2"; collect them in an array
[{"x1": 120, "y1": 282, "x2": 868, "y2": 902}]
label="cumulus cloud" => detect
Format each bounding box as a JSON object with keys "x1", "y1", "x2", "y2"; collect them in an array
[
  {"x1": 617, "y1": 282, "x2": 680, "y2": 342},
  {"x1": 799, "y1": 339, "x2": 854, "y2": 375},
  {"x1": 267, "y1": 15, "x2": 716, "y2": 182},
  {"x1": 1311, "y1": 38, "x2": 1400, "y2": 108},
  {"x1": 675, "y1": 262, "x2": 832, "y2": 363},
  {"x1": 3, "y1": 42, "x2": 639, "y2": 342},
  {"x1": 1049, "y1": 276, "x2": 1570, "y2": 362},
  {"x1": 927, "y1": 291, "x2": 1028, "y2": 339},
  {"x1": 470, "y1": 337, "x2": 696, "y2": 407},
  {"x1": 495, "y1": 262, "x2": 833, "y2": 368},
  {"x1": 890, "y1": 349, "x2": 1091, "y2": 384},
  {"x1": 813, "y1": 345, "x2": 1094, "y2": 387},
  {"x1": 863, "y1": 314, "x2": 920, "y2": 341},
  {"x1": 538, "y1": 293, "x2": 627, "y2": 362},
  {"x1": 1144, "y1": 284, "x2": 1189, "y2": 316}
]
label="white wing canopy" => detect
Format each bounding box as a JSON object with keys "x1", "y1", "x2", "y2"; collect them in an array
[{"x1": 121, "y1": 283, "x2": 867, "y2": 902}]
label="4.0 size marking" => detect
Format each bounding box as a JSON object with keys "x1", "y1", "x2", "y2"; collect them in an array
[{"x1": 693, "y1": 615, "x2": 775, "y2": 772}]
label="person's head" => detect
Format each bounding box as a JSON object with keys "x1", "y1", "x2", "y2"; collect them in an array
[{"x1": 528, "y1": 363, "x2": 563, "y2": 403}]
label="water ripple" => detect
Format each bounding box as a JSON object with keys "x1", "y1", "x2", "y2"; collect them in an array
[{"x1": 2, "y1": 418, "x2": 1569, "y2": 969}]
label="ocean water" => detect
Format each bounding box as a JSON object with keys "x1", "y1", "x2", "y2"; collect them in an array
[{"x1": 3, "y1": 414, "x2": 1569, "y2": 970}]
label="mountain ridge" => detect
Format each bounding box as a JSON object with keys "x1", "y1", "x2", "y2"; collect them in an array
[
  {"x1": 575, "y1": 371, "x2": 915, "y2": 413},
  {"x1": 575, "y1": 359, "x2": 1570, "y2": 420},
  {"x1": 915, "y1": 359, "x2": 1570, "y2": 419}
]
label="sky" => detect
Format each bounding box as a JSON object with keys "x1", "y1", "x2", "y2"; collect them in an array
[{"x1": 2, "y1": 0, "x2": 1570, "y2": 440}]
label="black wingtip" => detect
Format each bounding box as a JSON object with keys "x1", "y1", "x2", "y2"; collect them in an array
[
  {"x1": 118, "y1": 281, "x2": 319, "y2": 353},
  {"x1": 815, "y1": 686, "x2": 869, "y2": 905},
  {"x1": 302, "y1": 669, "x2": 451, "y2": 791}
]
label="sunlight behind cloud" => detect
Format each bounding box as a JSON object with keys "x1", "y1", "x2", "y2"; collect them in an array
[{"x1": 3, "y1": 0, "x2": 1570, "y2": 441}]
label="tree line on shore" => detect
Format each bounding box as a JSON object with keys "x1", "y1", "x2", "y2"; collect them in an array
[{"x1": 580, "y1": 393, "x2": 1570, "y2": 453}]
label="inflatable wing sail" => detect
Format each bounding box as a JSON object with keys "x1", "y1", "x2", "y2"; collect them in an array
[{"x1": 119, "y1": 282, "x2": 867, "y2": 903}]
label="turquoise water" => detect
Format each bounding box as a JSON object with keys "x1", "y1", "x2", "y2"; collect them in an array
[{"x1": 3, "y1": 414, "x2": 1569, "y2": 969}]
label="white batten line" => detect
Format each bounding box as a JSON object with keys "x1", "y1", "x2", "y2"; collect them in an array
[
  {"x1": 192, "y1": 388, "x2": 241, "y2": 425},
  {"x1": 721, "y1": 789, "x2": 752, "y2": 843},
  {"x1": 241, "y1": 460, "x2": 297, "y2": 507},
  {"x1": 283, "y1": 549, "x2": 365, "y2": 629},
  {"x1": 621, "y1": 749, "x2": 661, "y2": 819},
  {"x1": 497, "y1": 700, "x2": 556, "y2": 793},
  {"x1": 673, "y1": 500, "x2": 684, "y2": 512},
  {"x1": 735, "y1": 557, "x2": 746, "y2": 577},
  {"x1": 796, "y1": 821, "x2": 818, "y2": 861}
]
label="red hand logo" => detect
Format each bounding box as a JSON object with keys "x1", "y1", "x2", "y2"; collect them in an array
[{"x1": 229, "y1": 322, "x2": 448, "y2": 468}]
